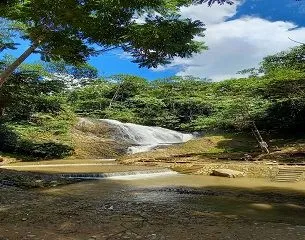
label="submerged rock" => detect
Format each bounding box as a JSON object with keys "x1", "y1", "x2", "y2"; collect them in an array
[{"x1": 212, "y1": 169, "x2": 245, "y2": 178}]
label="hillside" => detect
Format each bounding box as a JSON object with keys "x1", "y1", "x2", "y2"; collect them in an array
[
  {"x1": 0, "y1": 115, "x2": 128, "y2": 162},
  {"x1": 1, "y1": 48, "x2": 305, "y2": 162}
]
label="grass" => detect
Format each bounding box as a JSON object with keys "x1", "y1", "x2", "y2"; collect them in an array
[
  {"x1": 10, "y1": 110, "x2": 76, "y2": 145},
  {"x1": 261, "y1": 136, "x2": 305, "y2": 163},
  {"x1": 119, "y1": 132, "x2": 261, "y2": 164},
  {"x1": 120, "y1": 132, "x2": 305, "y2": 164},
  {"x1": 0, "y1": 110, "x2": 76, "y2": 160}
]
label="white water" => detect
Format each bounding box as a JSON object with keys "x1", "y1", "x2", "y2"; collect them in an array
[
  {"x1": 62, "y1": 169, "x2": 178, "y2": 180},
  {"x1": 106, "y1": 171, "x2": 178, "y2": 180},
  {"x1": 101, "y1": 119, "x2": 194, "y2": 154}
]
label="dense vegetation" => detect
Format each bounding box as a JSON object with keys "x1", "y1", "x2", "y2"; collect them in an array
[
  {"x1": 70, "y1": 70, "x2": 305, "y2": 133},
  {"x1": 0, "y1": 62, "x2": 75, "y2": 159},
  {"x1": 1, "y1": 45, "x2": 305, "y2": 159}
]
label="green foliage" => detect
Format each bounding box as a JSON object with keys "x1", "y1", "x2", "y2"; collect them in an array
[
  {"x1": 0, "y1": 62, "x2": 76, "y2": 159},
  {"x1": 0, "y1": 120, "x2": 74, "y2": 159},
  {"x1": 107, "y1": 75, "x2": 149, "y2": 101},
  {"x1": 0, "y1": 71, "x2": 65, "y2": 121},
  {"x1": 261, "y1": 45, "x2": 305, "y2": 74},
  {"x1": 0, "y1": 19, "x2": 17, "y2": 54},
  {"x1": 124, "y1": 16, "x2": 206, "y2": 67},
  {"x1": 45, "y1": 61, "x2": 98, "y2": 79},
  {"x1": 69, "y1": 72, "x2": 305, "y2": 133},
  {"x1": 0, "y1": 0, "x2": 206, "y2": 68},
  {"x1": 2, "y1": 44, "x2": 305, "y2": 160},
  {"x1": 103, "y1": 105, "x2": 139, "y2": 123}
]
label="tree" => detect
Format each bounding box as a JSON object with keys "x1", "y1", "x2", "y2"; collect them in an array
[
  {"x1": 45, "y1": 61, "x2": 98, "y2": 79},
  {"x1": 0, "y1": 0, "x2": 239, "y2": 87},
  {"x1": 0, "y1": 0, "x2": 215, "y2": 87},
  {"x1": 261, "y1": 45, "x2": 305, "y2": 75},
  {"x1": 106, "y1": 75, "x2": 149, "y2": 102},
  {"x1": 0, "y1": 70, "x2": 65, "y2": 119},
  {"x1": 0, "y1": 19, "x2": 17, "y2": 53}
]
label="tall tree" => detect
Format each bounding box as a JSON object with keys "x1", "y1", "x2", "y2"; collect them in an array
[{"x1": 0, "y1": 0, "x2": 221, "y2": 86}]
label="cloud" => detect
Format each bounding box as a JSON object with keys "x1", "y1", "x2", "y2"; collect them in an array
[
  {"x1": 180, "y1": 2, "x2": 240, "y2": 25},
  {"x1": 160, "y1": 3, "x2": 305, "y2": 81}
]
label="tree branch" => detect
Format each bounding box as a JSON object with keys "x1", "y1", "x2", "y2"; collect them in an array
[{"x1": 288, "y1": 37, "x2": 305, "y2": 45}]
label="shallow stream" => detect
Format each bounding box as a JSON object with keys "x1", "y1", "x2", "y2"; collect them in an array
[
  {"x1": 2, "y1": 167, "x2": 305, "y2": 239},
  {"x1": 47, "y1": 174, "x2": 305, "y2": 225}
]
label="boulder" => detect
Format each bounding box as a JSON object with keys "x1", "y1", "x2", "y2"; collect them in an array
[{"x1": 212, "y1": 169, "x2": 245, "y2": 178}]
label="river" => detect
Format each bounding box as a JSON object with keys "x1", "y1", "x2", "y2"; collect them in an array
[{"x1": 1, "y1": 173, "x2": 305, "y2": 240}]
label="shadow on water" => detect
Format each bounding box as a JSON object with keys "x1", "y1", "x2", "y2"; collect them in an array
[
  {"x1": 176, "y1": 185, "x2": 305, "y2": 225},
  {"x1": 127, "y1": 177, "x2": 305, "y2": 224}
]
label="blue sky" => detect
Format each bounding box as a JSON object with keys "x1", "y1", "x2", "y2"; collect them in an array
[
  {"x1": 2, "y1": 0, "x2": 305, "y2": 80},
  {"x1": 232, "y1": 0, "x2": 305, "y2": 24}
]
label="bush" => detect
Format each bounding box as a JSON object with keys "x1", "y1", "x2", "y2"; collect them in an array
[
  {"x1": 18, "y1": 141, "x2": 74, "y2": 159},
  {"x1": 0, "y1": 124, "x2": 74, "y2": 159}
]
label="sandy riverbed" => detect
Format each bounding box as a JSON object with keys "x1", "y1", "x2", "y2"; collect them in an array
[{"x1": 1, "y1": 174, "x2": 305, "y2": 240}]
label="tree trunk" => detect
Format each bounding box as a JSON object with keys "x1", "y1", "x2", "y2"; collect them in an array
[
  {"x1": 0, "y1": 42, "x2": 40, "y2": 87},
  {"x1": 251, "y1": 121, "x2": 269, "y2": 154},
  {"x1": 108, "y1": 83, "x2": 121, "y2": 109}
]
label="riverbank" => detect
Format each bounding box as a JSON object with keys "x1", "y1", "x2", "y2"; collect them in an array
[
  {"x1": 119, "y1": 132, "x2": 305, "y2": 179},
  {"x1": 3, "y1": 131, "x2": 305, "y2": 180}
]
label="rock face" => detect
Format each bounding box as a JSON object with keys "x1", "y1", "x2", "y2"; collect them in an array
[{"x1": 212, "y1": 169, "x2": 245, "y2": 178}]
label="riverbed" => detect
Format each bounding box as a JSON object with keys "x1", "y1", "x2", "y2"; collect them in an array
[{"x1": 1, "y1": 174, "x2": 305, "y2": 239}]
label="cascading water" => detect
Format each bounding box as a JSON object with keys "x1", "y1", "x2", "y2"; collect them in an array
[{"x1": 101, "y1": 119, "x2": 194, "y2": 154}]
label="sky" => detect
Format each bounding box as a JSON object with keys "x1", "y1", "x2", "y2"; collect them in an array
[{"x1": 2, "y1": 0, "x2": 305, "y2": 81}]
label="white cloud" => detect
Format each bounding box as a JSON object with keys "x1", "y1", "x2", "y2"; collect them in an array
[
  {"x1": 180, "y1": 2, "x2": 240, "y2": 25},
  {"x1": 161, "y1": 3, "x2": 305, "y2": 81}
]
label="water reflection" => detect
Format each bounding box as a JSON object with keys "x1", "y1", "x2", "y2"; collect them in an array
[{"x1": 44, "y1": 174, "x2": 305, "y2": 225}]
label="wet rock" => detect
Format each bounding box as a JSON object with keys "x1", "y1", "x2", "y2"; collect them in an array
[
  {"x1": 250, "y1": 203, "x2": 272, "y2": 210},
  {"x1": 212, "y1": 169, "x2": 245, "y2": 178},
  {"x1": 27, "y1": 234, "x2": 36, "y2": 238},
  {"x1": 242, "y1": 154, "x2": 253, "y2": 161}
]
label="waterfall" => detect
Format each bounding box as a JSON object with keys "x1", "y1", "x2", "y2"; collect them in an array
[{"x1": 100, "y1": 119, "x2": 194, "y2": 154}]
